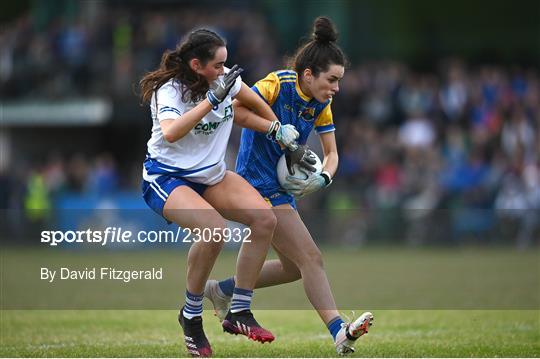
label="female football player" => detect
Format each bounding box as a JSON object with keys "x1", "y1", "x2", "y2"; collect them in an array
[
  {"x1": 205, "y1": 17, "x2": 374, "y2": 355},
  {"x1": 139, "y1": 28, "x2": 303, "y2": 357}
]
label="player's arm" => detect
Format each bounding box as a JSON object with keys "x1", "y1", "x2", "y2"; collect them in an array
[
  {"x1": 319, "y1": 131, "x2": 339, "y2": 178},
  {"x1": 283, "y1": 109, "x2": 337, "y2": 196},
  {"x1": 233, "y1": 82, "x2": 298, "y2": 149},
  {"x1": 160, "y1": 101, "x2": 213, "y2": 143},
  {"x1": 160, "y1": 65, "x2": 243, "y2": 143},
  {"x1": 233, "y1": 83, "x2": 278, "y2": 132}
]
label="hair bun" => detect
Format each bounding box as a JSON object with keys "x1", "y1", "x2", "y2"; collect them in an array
[{"x1": 312, "y1": 16, "x2": 338, "y2": 44}]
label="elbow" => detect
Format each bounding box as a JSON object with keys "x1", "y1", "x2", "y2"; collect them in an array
[{"x1": 163, "y1": 130, "x2": 178, "y2": 143}]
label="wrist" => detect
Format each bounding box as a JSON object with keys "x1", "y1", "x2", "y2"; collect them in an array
[
  {"x1": 320, "y1": 171, "x2": 333, "y2": 187},
  {"x1": 206, "y1": 90, "x2": 221, "y2": 107},
  {"x1": 266, "y1": 120, "x2": 281, "y2": 141}
]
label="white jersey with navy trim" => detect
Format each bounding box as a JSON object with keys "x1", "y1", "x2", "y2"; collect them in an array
[{"x1": 143, "y1": 67, "x2": 242, "y2": 185}]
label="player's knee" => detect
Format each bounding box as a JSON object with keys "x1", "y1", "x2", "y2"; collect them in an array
[
  {"x1": 206, "y1": 238, "x2": 225, "y2": 254},
  {"x1": 249, "y1": 210, "x2": 277, "y2": 238},
  {"x1": 299, "y1": 248, "x2": 324, "y2": 270},
  {"x1": 199, "y1": 217, "x2": 228, "y2": 247}
]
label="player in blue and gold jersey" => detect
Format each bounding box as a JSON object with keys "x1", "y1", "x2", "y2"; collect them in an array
[
  {"x1": 235, "y1": 68, "x2": 335, "y2": 205},
  {"x1": 206, "y1": 17, "x2": 374, "y2": 355}
]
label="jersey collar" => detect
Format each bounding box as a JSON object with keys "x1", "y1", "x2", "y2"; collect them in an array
[{"x1": 295, "y1": 78, "x2": 312, "y2": 102}]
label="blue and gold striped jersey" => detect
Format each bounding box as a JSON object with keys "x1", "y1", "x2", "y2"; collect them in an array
[{"x1": 236, "y1": 70, "x2": 336, "y2": 192}]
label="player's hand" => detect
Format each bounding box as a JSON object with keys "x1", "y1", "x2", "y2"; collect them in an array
[
  {"x1": 285, "y1": 145, "x2": 317, "y2": 175},
  {"x1": 207, "y1": 64, "x2": 243, "y2": 106},
  {"x1": 283, "y1": 173, "x2": 326, "y2": 198},
  {"x1": 266, "y1": 121, "x2": 299, "y2": 149},
  {"x1": 275, "y1": 124, "x2": 299, "y2": 150}
]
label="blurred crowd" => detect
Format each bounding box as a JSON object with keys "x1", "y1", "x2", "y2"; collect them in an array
[
  {"x1": 335, "y1": 60, "x2": 539, "y2": 209},
  {"x1": 0, "y1": 4, "x2": 278, "y2": 99},
  {"x1": 1, "y1": 5, "x2": 539, "y2": 246},
  {"x1": 328, "y1": 60, "x2": 539, "y2": 247}
]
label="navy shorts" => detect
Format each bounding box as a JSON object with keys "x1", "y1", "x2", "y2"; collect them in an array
[
  {"x1": 258, "y1": 188, "x2": 297, "y2": 209},
  {"x1": 142, "y1": 175, "x2": 208, "y2": 217}
]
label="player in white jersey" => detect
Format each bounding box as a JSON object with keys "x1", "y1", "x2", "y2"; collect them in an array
[{"x1": 139, "y1": 29, "x2": 303, "y2": 357}]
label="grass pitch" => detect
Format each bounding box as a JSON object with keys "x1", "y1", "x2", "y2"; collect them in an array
[
  {"x1": 1, "y1": 309, "x2": 539, "y2": 357},
  {"x1": 1, "y1": 247, "x2": 539, "y2": 356}
]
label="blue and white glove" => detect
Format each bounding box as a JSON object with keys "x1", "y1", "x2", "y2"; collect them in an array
[
  {"x1": 276, "y1": 124, "x2": 299, "y2": 150},
  {"x1": 267, "y1": 121, "x2": 299, "y2": 149},
  {"x1": 283, "y1": 171, "x2": 333, "y2": 198}
]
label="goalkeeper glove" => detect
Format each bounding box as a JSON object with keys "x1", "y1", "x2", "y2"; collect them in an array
[
  {"x1": 282, "y1": 171, "x2": 333, "y2": 198},
  {"x1": 285, "y1": 145, "x2": 317, "y2": 175},
  {"x1": 207, "y1": 64, "x2": 244, "y2": 106},
  {"x1": 267, "y1": 121, "x2": 299, "y2": 149}
]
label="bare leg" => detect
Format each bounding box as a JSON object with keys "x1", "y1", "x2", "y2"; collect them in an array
[
  {"x1": 265, "y1": 204, "x2": 339, "y2": 324},
  {"x1": 254, "y1": 245, "x2": 301, "y2": 287},
  {"x1": 163, "y1": 186, "x2": 226, "y2": 295},
  {"x1": 203, "y1": 171, "x2": 276, "y2": 290},
  {"x1": 220, "y1": 204, "x2": 338, "y2": 323}
]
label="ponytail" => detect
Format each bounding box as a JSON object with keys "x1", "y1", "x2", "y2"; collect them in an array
[
  {"x1": 292, "y1": 17, "x2": 347, "y2": 78},
  {"x1": 140, "y1": 29, "x2": 225, "y2": 104}
]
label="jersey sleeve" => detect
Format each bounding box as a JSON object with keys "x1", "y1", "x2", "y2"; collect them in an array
[
  {"x1": 155, "y1": 82, "x2": 184, "y2": 121},
  {"x1": 314, "y1": 100, "x2": 335, "y2": 133},
  {"x1": 252, "y1": 72, "x2": 280, "y2": 106}
]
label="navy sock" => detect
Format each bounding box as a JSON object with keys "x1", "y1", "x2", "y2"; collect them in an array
[
  {"x1": 327, "y1": 316, "x2": 345, "y2": 341},
  {"x1": 218, "y1": 276, "x2": 235, "y2": 297}
]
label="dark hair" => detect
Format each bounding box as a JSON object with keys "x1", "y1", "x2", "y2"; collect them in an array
[
  {"x1": 140, "y1": 29, "x2": 225, "y2": 104},
  {"x1": 292, "y1": 17, "x2": 347, "y2": 78}
]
